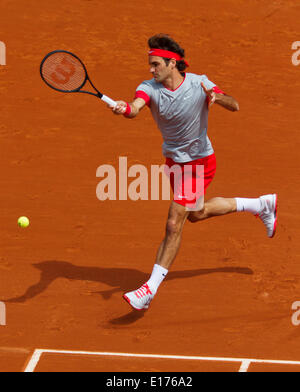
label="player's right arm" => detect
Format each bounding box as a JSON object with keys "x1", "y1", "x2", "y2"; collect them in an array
[{"x1": 109, "y1": 98, "x2": 147, "y2": 118}]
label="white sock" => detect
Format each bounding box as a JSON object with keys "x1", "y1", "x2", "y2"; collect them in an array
[
  {"x1": 146, "y1": 264, "x2": 168, "y2": 294},
  {"x1": 235, "y1": 197, "x2": 262, "y2": 214}
]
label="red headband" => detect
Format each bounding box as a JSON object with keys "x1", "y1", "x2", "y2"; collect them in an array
[{"x1": 148, "y1": 49, "x2": 189, "y2": 67}]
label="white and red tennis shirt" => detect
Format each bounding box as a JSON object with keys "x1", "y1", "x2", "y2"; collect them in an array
[{"x1": 135, "y1": 73, "x2": 224, "y2": 163}]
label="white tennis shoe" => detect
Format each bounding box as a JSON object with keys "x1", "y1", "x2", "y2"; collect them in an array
[
  {"x1": 257, "y1": 194, "x2": 278, "y2": 238},
  {"x1": 123, "y1": 283, "x2": 154, "y2": 310}
]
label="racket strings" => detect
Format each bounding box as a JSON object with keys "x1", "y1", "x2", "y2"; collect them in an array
[{"x1": 41, "y1": 52, "x2": 86, "y2": 92}]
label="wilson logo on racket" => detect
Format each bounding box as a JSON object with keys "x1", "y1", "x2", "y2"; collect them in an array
[
  {"x1": 51, "y1": 58, "x2": 76, "y2": 85},
  {"x1": 40, "y1": 50, "x2": 116, "y2": 107}
]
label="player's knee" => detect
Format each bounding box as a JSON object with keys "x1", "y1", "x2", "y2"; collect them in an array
[
  {"x1": 166, "y1": 218, "x2": 180, "y2": 236},
  {"x1": 187, "y1": 206, "x2": 206, "y2": 222},
  {"x1": 187, "y1": 212, "x2": 198, "y2": 223}
]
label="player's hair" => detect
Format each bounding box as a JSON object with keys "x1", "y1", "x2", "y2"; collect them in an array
[{"x1": 148, "y1": 34, "x2": 187, "y2": 72}]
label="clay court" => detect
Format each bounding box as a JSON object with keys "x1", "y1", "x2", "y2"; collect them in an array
[{"x1": 0, "y1": 0, "x2": 300, "y2": 373}]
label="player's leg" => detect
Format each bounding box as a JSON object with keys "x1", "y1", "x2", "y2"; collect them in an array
[
  {"x1": 188, "y1": 194, "x2": 278, "y2": 238},
  {"x1": 123, "y1": 201, "x2": 189, "y2": 310},
  {"x1": 155, "y1": 201, "x2": 189, "y2": 269},
  {"x1": 123, "y1": 154, "x2": 214, "y2": 311},
  {"x1": 188, "y1": 197, "x2": 237, "y2": 222}
]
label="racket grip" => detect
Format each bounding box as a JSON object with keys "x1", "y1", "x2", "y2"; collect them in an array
[{"x1": 101, "y1": 95, "x2": 117, "y2": 107}]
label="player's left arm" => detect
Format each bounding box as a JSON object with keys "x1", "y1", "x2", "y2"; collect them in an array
[
  {"x1": 214, "y1": 92, "x2": 239, "y2": 112},
  {"x1": 201, "y1": 82, "x2": 239, "y2": 112}
]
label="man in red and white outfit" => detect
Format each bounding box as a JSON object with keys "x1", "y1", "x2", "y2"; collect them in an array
[{"x1": 109, "y1": 34, "x2": 278, "y2": 310}]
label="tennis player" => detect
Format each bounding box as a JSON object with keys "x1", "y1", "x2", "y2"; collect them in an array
[{"x1": 109, "y1": 34, "x2": 278, "y2": 310}]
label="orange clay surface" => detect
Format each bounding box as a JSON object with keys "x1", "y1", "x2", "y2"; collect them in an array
[{"x1": 0, "y1": 0, "x2": 300, "y2": 372}]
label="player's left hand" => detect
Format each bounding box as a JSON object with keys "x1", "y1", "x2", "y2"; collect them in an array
[{"x1": 201, "y1": 82, "x2": 216, "y2": 108}]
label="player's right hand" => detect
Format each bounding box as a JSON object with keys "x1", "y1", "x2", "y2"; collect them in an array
[{"x1": 109, "y1": 100, "x2": 127, "y2": 115}]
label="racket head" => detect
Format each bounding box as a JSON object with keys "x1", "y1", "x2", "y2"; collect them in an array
[{"x1": 40, "y1": 50, "x2": 88, "y2": 93}]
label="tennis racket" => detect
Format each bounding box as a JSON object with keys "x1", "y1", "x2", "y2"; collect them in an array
[{"x1": 40, "y1": 50, "x2": 117, "y2": 107}]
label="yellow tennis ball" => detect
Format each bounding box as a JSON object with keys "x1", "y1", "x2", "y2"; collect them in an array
[{"x1": 18, "y1": 216, "x2": 30, "y2": 228}]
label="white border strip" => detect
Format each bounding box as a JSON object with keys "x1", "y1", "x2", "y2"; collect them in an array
[{"x1": 23, "y1": 349, "x2": 300, "y2": 372}]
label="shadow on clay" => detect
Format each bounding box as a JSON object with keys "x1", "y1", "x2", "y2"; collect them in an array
[{"x1": 3, "y1": 260, "x2": 253, "y2": 325}]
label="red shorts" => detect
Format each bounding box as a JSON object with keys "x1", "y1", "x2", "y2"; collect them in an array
[{"x1": 165, "y1": 153, "x2": 216, "y2": 208}]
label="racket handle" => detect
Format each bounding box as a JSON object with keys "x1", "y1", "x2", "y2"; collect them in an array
[{"x1": 101, "y1": 94, "x2": 117, "y2": 107}]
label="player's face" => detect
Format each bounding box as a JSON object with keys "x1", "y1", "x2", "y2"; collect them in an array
[{"x1": 149, "y1": 56, "x2": 172, "y2": 83}]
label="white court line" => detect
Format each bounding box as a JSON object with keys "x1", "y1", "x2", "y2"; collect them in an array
[
  {"x1": 24, "y1": 349, "x2": 43, "y2": 373},
  {"x1": 23, "y1": 348, "x2": 300, "y2": 372},
  {"x1": 238, "y1": 359, "x2": 252, "y2": 372}
]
